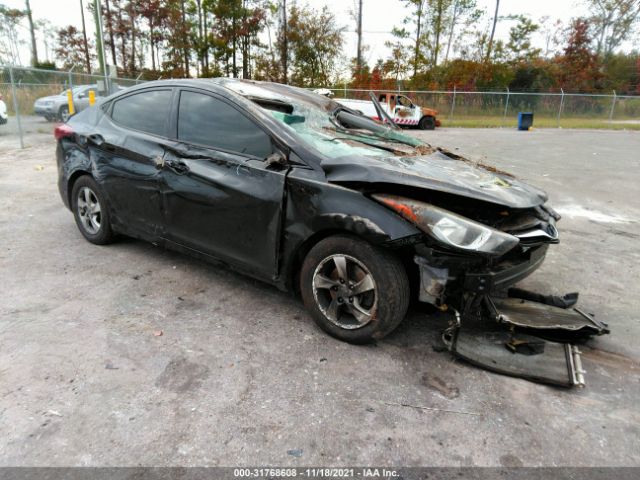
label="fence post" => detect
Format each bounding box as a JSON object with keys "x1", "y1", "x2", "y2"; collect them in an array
[
  {"x1": 557, "y1": 88, "x2": 564, "y2": 128},
  {"x1": 8, "y1": 65, "x2": 25, "y2": 149},
  {"x1": 502, "y1": 87, "x2": 510, "y2": 127},
  {"x1": 68, "y1": 65, "x2": 75, "y2": 91},
  {"x1": 449, "y1": 85, "x2": 456, "y2": 121},
  {"x1": 608, "y1": 90, "x2": 617, "y2": 123}
]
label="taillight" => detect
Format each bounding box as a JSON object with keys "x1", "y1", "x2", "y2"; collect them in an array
[{"x1": 54, "y1": 124, "x2": 74, "y2": 141}]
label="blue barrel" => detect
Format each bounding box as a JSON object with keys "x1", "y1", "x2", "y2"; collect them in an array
[{"x1": 518, "y1": 112, "x2": 534, "y2": 130}]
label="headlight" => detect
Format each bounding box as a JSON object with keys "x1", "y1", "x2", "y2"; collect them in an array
[{"x1": 373, "y1": 194, "x2": 519, "y2": 256}]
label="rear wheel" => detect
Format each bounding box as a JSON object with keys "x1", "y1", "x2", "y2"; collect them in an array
[
  {"x1": 71, "y1": 176, "x2": 114, "y2": 245},
  {"x1": 300, "y1": 235, "x2": 409, "y2": 344},
  {"x1": 419, "y1": 116, "x2": 436, "y2": 130}
]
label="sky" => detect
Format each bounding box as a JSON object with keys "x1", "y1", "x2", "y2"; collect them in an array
[{"x1": 3, "y1": 0, "x2": 599, "y2": 70}]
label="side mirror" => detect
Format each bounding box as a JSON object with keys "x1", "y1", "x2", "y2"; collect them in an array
[{"x1": 265, "y1": 152, "x2": 288, "y2": 170}]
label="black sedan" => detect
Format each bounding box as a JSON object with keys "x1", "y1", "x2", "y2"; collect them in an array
[{"x1": 55, "y1": 79, "x2": 607, "y2": 384}]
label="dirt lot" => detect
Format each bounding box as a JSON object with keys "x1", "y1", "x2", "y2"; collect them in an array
[{"x1": 1, "y1": 123, "x2": 639, "y2": 467}]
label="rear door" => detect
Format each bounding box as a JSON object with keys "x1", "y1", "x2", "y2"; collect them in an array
[
  {"x1": 92, "y1": 88, "x2": 174, "y2": 239},
  {"x1": 158, "y1": 88, "x2": 287, "y2": 279}
]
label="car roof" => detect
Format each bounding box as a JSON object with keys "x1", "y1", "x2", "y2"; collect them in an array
[{"x1": 113, "y1": 78, "x2": 336, "y2": 111}]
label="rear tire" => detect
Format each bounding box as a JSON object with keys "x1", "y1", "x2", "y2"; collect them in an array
[
  {"x1": 300, "y1": 234, "x2": 409, "y2": 344},
  {"x1": 71, "y1": 175, "x2": 115, "y2": 245},
  {"x1": 419, "y1": 116, "x2": 436, "y2": 130}
]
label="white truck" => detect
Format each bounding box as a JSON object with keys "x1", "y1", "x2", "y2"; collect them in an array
[{"x1": 327, "y1": 91, "x2": 440, "y2": 130}]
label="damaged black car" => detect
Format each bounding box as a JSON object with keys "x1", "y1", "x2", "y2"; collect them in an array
[{"x1": 55, "y1": 79, "x2": 608, "y2": 387}]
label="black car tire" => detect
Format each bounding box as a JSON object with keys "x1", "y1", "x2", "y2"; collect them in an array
[
  {"x1": 71, "y1": 175, "x2": 115, "y2": 245},
  {"x1": 58, "y1": 105, "x2": 70, "y2": 122},
  {"x1": 419, "y1": 116, "x2": 436, "y2": 130},
  {"x1": 300, "y1": 234, "x2": 409, "y2": 344}
]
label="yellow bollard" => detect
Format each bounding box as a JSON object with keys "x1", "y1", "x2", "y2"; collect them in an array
[
  {"x1": 89, "y1": 90, "x2": 96, "y2": 106},
  {"x1": 66, "y1": 89, "x2": 75, "y2": 116}
]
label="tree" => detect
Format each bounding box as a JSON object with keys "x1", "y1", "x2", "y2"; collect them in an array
[
  {"x1": 587, "y1": 0, "x2": 640, "y2": 59},
  {"x1": 557, "y1": 18, "x2": 602, "y2": 91},
  {"x1": 443, "y1": 0, "x2": 483, "y2": 64},
  {"x1": 286, "y1": 5, "x2": 344, "y2": 87},
  {"x1": 0, "y1": 5, "x2": 26, "y2": 65},
  {"x1": 79, "y1": 0, "x2": 92, "y2": 73},
  {"x1": 55, "y1": 25, "x2": 96, "y2": 71},
  {"x1": 401, "y1": 0, "x2": 427, "y2": 77},
  {"x1": 506, "y1": 15, "x2": 541, "y2": 62},
  {"x1": 485, "y1": 0, "x2": 499, "y2": 62},
  {"x1": 25, "y1": 0, "x2": 38, "y2": 66},
  {"x1": 384, "y1": 28, "x2": 412, "y2": 83}
]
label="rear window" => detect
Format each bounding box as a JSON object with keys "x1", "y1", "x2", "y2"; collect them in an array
[{"x1": 111, "y1": 89, "x2": 172, "y2": 136}]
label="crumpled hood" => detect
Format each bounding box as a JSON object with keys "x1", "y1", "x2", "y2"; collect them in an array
[{"x1": 321, "y1": 150, "x2": 548, "y2": 209}]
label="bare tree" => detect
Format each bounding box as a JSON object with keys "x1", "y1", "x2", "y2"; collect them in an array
[
  {"x1": 25, "y1": 0, "x2": 39, "y2": 65},
  {"x1": 80, "y1": 0, "x2": 92, "y2": 73},
  {"x1": 588, "y1": 0, "x2": 640, "y2": 59},
  {"x1": 485, "y1": 0, "x2": 499, "y2": 62}
]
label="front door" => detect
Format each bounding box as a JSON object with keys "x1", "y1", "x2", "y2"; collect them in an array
[{"x1": 159, "y1": 89, "x2": 287, "y2": 279}]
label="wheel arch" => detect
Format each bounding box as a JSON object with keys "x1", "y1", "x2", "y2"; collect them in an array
[
  {"x1": 66, "y1": 169, "x2": 92, "y2": 207},
  {"x1": 419, "y1": 114, "x2": 436, "y2": 130}
]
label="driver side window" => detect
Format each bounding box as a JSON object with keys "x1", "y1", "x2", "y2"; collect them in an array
[{"x1": 177, "y1": 90, "x2": 273, "y2": 158}]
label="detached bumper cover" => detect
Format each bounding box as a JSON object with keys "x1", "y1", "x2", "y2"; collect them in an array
[{"x1": 463, "y1": 245, "x2": 548, "y2": 294}]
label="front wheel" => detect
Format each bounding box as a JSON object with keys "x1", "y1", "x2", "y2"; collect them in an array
[
  {"x1": 300, "y1": 235, "x2": 410, "y2": 344},
  {"x1": 419, "y1": 116, "x2": 436, "y2": 130}
]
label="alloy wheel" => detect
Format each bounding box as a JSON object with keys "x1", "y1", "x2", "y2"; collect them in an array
[
  {"x1": 312, "y1": 254, "x2": 378, "y2": 329},
  {"x1": 77, "y1": 186, "x2": 102, "y2": 235}
]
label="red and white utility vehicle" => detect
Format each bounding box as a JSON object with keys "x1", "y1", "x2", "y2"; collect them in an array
[{"x1": 332, "y1": 92, "x2": 440, "y2": 130}]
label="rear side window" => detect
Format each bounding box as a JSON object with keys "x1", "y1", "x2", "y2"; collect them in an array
[
  {"x1": 177, "y1": 90, "x2": 273, "y2": 158},
  {"x1": 111, "y1": 89, "x2": 172, "y2": 136}
]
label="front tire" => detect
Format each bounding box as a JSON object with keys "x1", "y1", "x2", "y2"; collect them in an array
[
  {"x1": 300, "y1": 235, "x2": 409, "y2": 344},
  {"x1": 71, "y1": 176, "x2": 114, "y2": 245},
  {"x1": 419, "y1": 116, "x2": 436, "y2": 130}
]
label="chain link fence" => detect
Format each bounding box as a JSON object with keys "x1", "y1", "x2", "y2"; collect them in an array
[
  {"x1": 2, "y1": 67, "x2": 640, "y2": 150},
  {"x1": 0, "y1": 65, "x2": 145, "y2": 149},
  {"x1": 325, "y1": 87, "x2": 640, "y2": 129}
]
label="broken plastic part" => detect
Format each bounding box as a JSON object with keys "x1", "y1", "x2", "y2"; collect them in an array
[
  {"x1": 414, "y1": 256, "x2": 448, "y2": 305},
  {"x1": 488, "y1": 297, "x2": 609, "y2": 336},
  {"x1": 451, "y1": 322, "x2": 584, "y2": 388}
]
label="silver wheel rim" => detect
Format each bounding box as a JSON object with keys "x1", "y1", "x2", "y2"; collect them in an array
[
  {"x1": 61, "y1": 108, "x2": 69, "y2": 122},
  {"x1": 312, "y1": 254, "x2": 378, "y2": 330},
  {"x1": 77, "y1": 186, "x2": 102, "y2": 235}
]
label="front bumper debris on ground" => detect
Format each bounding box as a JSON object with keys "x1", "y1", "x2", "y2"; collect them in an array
[{"x1": 443, "y1": 292, "x2": 609, "y2": 388}]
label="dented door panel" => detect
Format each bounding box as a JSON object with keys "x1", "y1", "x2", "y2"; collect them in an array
[{"x1": 160, "y1": 148, "x2": 286, "y2": 280}]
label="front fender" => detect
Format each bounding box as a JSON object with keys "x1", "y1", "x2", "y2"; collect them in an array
[{"x1": 278, "y1": 168, "x2": 421, "y2": 289}]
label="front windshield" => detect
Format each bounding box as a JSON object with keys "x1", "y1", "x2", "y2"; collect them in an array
[{"x1": 228, "y1": 83, "x2": 430, "y2": 159}]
